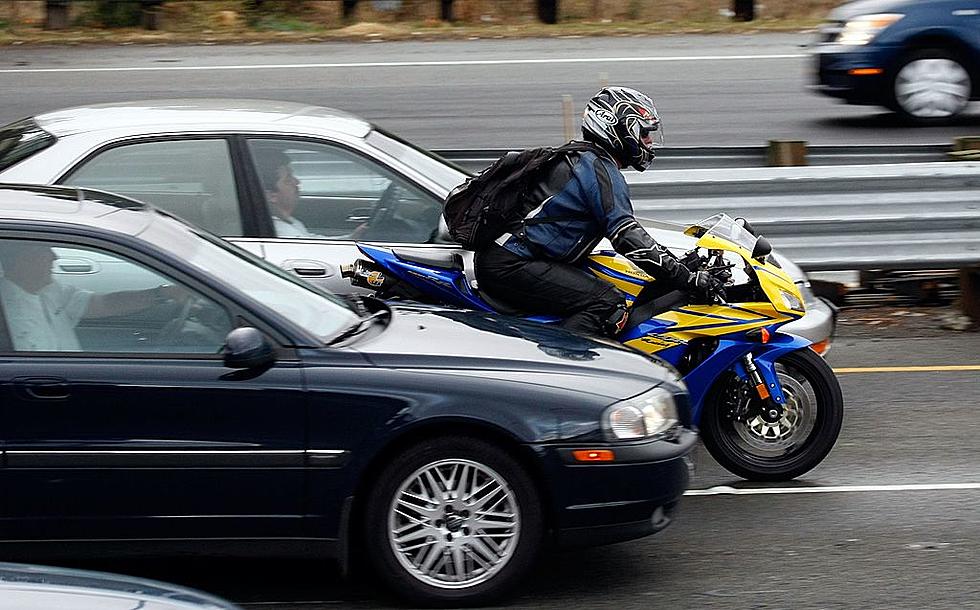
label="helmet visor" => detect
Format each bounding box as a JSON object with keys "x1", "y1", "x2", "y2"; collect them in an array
[{"x1": 639, "y1": 120, "x2": 665, "y2": 148}]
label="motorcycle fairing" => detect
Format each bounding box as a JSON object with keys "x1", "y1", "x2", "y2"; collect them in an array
[
  {"x1": 621, "y1": 303, "x2": 799, "y2": 356},
  {"x1": 683, "y1": 332, "x2": 811, "y2": 422}
]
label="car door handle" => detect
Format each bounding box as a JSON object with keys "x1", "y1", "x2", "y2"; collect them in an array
[
  {"x1": 293, "y1": 267, "x2": 328, "y2": 277},
  {"x1": 282, "y1": 259, "x2": 333, "y2": 278},
  {"x1": 12, "y1": 376, "x2": 70, "y2": 400}
]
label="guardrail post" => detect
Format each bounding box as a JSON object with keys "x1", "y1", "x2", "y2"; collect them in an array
[
  {"x1": 949, "y1": 136, "x2": 980, "y2": 161},
  {"x1": 767, "y1": 140, "x2": 808, "y2": 166},
  {"x1": 562, "y1": 95, "x2": 575, "y2": 143},
  {"x1": 961, "y1": 266, "x2": 980, "y2": 323}
]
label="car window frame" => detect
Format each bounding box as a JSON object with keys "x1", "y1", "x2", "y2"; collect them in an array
[
  {"x1": 0, "y1": 227, "x2": 297, "y2": 360},
  {"x1": 53, "y1": 134, "x2": 262, "y2": 238},
  {"x1": 237, "y1": 134, "x2": 448, "y2": 242}
]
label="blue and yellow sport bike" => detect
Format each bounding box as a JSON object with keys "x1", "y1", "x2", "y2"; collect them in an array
[{"x1": 343, "y1": 214, "x2": 843, "y2": 481}]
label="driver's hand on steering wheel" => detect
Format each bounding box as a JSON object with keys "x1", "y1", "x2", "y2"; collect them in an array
[{"x1": 348, "y1": 223, "x2": 369, "y2": 240}]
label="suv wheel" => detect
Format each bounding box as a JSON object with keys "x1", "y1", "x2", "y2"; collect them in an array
[
  {"x1": 363, "y1": 436, "x2": 543, "y2": 607},
  {"x1": 891, "y1": 49, "x2": 972, "y2": 123}
]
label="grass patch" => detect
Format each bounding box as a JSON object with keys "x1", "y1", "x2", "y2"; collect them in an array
[{"x1": 253, "y1": 15, "x2": 319, "y2": 32}]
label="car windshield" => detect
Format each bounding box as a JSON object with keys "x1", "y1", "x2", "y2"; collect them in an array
[
  {"x1": 0, "y1": 119, "x2": 56, "y2": 172},
  {"x1": 138, "y1": 211, "x2": 360, "y2": 341},
  {"x1": 687, "y1": 213, "x2": 759, "y2": 253},
  {"x1": 366, "y1": 128, "x2": 470, "y2": 187}
]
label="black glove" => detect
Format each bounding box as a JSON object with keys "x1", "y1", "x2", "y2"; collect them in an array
[
  {"x1": 679, "y1": 248, "x2": 703, "y2": 272},
  {"x1": 687, "y1": 270, "x2": 727, "y2": 303}
]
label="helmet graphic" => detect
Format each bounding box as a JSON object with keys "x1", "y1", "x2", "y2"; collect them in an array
[{"x1": 582, "y1": 87, "x2": 664, "y2": 171}]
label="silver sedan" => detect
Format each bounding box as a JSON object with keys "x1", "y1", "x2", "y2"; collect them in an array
[{"x1": 0, "y1": 99, "x2": 835, "y2": 352}]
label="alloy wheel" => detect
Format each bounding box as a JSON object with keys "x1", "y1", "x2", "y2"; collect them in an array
[
  {"x1": 732, "y1": 364, "x2": 818, "y2": 457},
  {"x1": 387, "y1": 458, "x2": 521, "y2": 589},
  {"x1": 894, "y1": 57, "x2": 971, "y2": 119}
]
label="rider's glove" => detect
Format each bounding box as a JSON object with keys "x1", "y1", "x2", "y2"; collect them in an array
[
  {"x1": 679, "y1": 248, "x2": 703, "y2": 272},
  {"x1": 687, "y1": 270, "x2": 726, "y2": 303}
]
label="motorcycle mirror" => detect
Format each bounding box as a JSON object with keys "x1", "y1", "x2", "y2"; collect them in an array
[
  {"x1": 752, "y1": 235, "x2": 772, "y2": 261},
  {"x1": 736, "y1": 217, "x2": 758, "y2": 236}
]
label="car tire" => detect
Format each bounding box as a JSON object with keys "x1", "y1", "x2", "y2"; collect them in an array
[
  {"x1": 890, "y1": 48, "x2": 973, "y2": 124},
  {"x1": 363, "y1": 436, "x2": 543, "y2": 607}
]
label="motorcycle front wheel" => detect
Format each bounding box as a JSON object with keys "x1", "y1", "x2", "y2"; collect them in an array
[{"x1": 701, "y1": 347, "x2": 843, "y2": 481}]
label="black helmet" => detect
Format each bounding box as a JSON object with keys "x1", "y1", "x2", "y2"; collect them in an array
[{"x1": 582, "y1": 87, "x2": 664, "y2": 171}]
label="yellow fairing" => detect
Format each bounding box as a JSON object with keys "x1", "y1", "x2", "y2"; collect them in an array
[
  {"x1": 586, "y1": 254, "x2": 652, "y2": 298},
  {"x1": 624, "y1": 303, "x2": 796, "y2": 355},
  {"x1": 694, "y1": 233, "x2": 805, "y2": 318}
]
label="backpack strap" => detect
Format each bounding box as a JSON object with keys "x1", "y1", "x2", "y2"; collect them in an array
[{"x1": 509, "y1": 141, "x2": 600, "y2": 233}]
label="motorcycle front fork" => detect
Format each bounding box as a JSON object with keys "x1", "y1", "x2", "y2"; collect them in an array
[{"x1": 733, "y1": 352, "x2": 787, "y2": 423}]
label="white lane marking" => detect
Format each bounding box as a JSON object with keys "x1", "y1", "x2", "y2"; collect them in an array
[
  {"x1": 0, "y1": 54, "x2": 805, "y2": 74},
  {"x1": 685, "y1": 482, "x2": 980, "y2": 496}
]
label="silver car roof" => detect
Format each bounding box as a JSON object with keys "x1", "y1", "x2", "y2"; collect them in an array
[{"x1": 32, "y1": 99, "x2": 372, "y2": 139}]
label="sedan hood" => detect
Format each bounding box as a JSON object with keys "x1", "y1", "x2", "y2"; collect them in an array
[
  {"x1": 353, "y1": 304, "x2": 680, "y2": 401},
  {"x1": 827, "y1": 0, "x2": 912, "y2": 20}
]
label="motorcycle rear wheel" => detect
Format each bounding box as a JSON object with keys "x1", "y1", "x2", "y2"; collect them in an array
[{"x1": 701, "y1": 347, "x2": 843, "y2": 481}]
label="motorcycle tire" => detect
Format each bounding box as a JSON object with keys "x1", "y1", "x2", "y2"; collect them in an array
[{"x1": 700, "y1": 347, "x2": 843, "y2": 481}]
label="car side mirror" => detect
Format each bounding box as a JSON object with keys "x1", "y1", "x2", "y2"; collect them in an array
[
  {"x1": 223, "y1": 327, "x2": 276, "y2": 369},
  {"x1": 752, "y1": 235, "x2": 773, "y2": 261}
]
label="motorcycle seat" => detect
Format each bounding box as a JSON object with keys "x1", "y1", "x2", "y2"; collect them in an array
[{"x1": 392, "y1": 249, "x2": 464, "y2": 271}]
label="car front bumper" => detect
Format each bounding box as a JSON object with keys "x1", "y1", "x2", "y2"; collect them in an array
[
  {"x1": 782, "y1": 290, "x2": 838, "y2": 356},
  {"x1": 539, "y1": 428, "x2": 697, "y2": 548},
  {"x1": 809, "y1": 45, "x2": 902, "y2": 106}
]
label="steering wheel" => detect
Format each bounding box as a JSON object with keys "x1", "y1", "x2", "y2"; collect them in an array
[
  {"x1": 356, "y1": 182, "x2": 402, "y2": 240},
  {"x1": 154, "y1": 294, "x2": 199, "y2": 347}
]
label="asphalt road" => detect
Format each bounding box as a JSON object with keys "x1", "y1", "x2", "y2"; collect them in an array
[
  {"x1": 2, "y1": 34, "x2": 979, "y2": 149},
  {"x1": 39, "y1": 331, "x2": 980, "y2": 610},
  {"x1": 3, "y1": 34, "x2": 979, "y2": 608}
]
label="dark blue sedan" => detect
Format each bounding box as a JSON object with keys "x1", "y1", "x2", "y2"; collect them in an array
[
  {"x1": 0, "y1": 184, "x2": 695, "y2": 606},
  {"x1": 810, "y1": 0, "x2": 980, "y2": 122}
]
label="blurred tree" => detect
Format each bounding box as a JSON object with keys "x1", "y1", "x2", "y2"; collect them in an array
[
  {"x1": 733, "y1": 0, "x2": 755, "y2": 21},
  {"x1": 441, "y1": 0, "x2": 454, "y2": 21},
  {"x1": 538, "y1": 0, "x2": 558, "y2": 24},
  {"x1": 343, "y1": 0, "x2": 357, "y2": 20},
  {"x1": 44, "y1": 0, "x2": 70, "y2": 29}
]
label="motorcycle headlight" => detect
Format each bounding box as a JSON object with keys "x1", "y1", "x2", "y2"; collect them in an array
[
  {"x1": 835, "y1": 13, "x2": 903, "y2": 46},
  {"x1": 603, "y1": 387, "x2": 678, "y2": 441},
  {"x1": 780, "y1": 289, "x2": 805, "y2": 312}
]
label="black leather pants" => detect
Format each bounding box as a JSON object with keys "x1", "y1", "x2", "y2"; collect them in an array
[{"x1": 475, "y1": 244, "x2": 626, "y2": 337}]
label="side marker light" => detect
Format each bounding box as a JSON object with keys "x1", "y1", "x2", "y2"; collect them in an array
[
  {"x1": 810, "y1": 339, "x2": 831, "y2": 356},
  {"x1": 573, "y1": 449, "x2": 616, "y2": 462},
  {"x1": 848, "y1": 68, "x2": 884, "y2": 76}
]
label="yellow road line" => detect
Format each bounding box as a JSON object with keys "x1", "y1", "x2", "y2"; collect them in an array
[{"x1": 833, "y1": 365, "x2": 980, "y2": 374}]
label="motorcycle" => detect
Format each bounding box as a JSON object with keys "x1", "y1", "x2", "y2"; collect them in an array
[{"x1": 342, "y1": 214, "x2": 843, "y2": 481}]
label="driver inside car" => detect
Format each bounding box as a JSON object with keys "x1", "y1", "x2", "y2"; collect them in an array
[
  {"x1": 254, "y1": 147, "x2": 323, "y2": 238},
  {"x1": 0, "y1": 241, "x2": 188, "y2": 352}
]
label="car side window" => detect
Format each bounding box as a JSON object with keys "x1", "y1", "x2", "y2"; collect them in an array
[
  {"x1": 247, "y1": 138, "x2": 443, "y2": 243},
  {"x1": 61, "y1": 139, "x2": 244, "y2": 237},
  {"x1": 0, "y1": 238, "x2": 233, "y2": 355}
]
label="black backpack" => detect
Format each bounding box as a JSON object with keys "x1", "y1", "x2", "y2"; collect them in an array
[{"x1": 443, "y1": 142, "x2": 595, "y2": 250}]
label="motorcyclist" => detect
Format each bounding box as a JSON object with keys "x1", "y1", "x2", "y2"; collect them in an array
[{"x1": 474, "y1": 86, "x2": 726, "y2": 337}]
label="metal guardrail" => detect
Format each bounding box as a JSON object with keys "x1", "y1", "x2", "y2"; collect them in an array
[
  {"x1": 436, "y1": 147, "x2": 979, "y2": 271},
  {"x1": 626, "y1": 163, "x2": 980, "y2": 271},
  {"x1": 435, "y1": 144, "x2": 953, "y2": 172}
]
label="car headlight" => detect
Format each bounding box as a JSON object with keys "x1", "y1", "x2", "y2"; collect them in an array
[
  {"x1": 603, "y1": 387, "x2": 678, "y2": 441},
  {"x1": 836, "y1": 13, "x2": 903, "y2": 46},
  {"x1": 780, "y1": 289, "x2": 805, "y2": 312}
]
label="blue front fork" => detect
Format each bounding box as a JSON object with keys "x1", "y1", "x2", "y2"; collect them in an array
[{"x1": 685, "y1": 333, "x2": 812, "y2": 424}]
